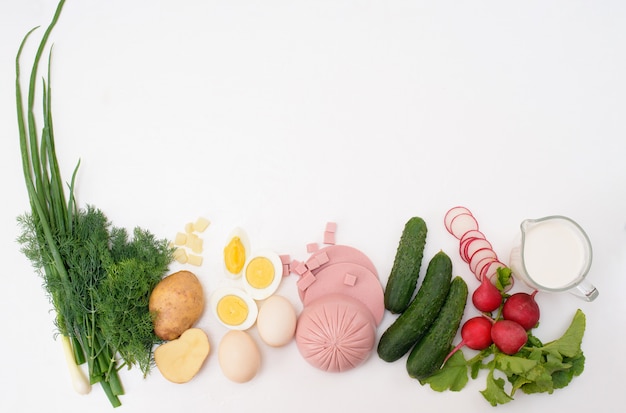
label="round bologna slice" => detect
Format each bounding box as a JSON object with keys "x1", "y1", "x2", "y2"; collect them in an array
[
  {"x1": 444, "y1": 206, "x2": 473, "y2": 234},
  {"x1": 306, "y1": 245, "x2": 377, "y2": 275},
  {"x1": 295, "y1": 294, "x2": 376, "y2": 373},
  {"x1": 300, "y1": 262, "x2": 384, "y2": 326},
  {"x1": 297, "y1": 245, "x2": 378, "y2": 301}
]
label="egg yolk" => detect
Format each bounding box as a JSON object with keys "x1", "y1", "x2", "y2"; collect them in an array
[
  {"x1": 246, "y1": 256, "x2": 275, "y2": 289},
  {"x1": 217, "y1": 295, "x2": 249, "y2": 326},
  {"x1": 224, "y1": 237, "x2": 246, "y2": 275}
]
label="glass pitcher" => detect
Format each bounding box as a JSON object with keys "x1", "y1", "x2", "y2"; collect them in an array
[{"x1": 509, "y1": 215, "x2": 598, "y2": 301}]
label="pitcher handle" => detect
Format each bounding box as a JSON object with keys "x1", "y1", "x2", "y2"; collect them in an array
[{"x1": 570, "y1": 280, "x2": 599, "y2": 302}]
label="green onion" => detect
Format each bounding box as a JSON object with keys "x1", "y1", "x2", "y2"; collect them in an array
[
  {"x1": 15, "y1": 0, "x2": 173, "y2": 407},
  {"x1": 15, "y1": 0, "x2": 123, "y2": 407}
]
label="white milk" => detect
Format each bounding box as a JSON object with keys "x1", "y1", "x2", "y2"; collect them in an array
[{"x1": 522, "y1": 219, "x2": 587, "y2": 289}]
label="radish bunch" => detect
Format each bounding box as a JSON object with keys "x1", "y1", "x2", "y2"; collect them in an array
[{"x1": 444, "y1": 206, "x2": 541, "y2": 359}]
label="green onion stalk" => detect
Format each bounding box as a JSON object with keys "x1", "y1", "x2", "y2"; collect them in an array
[
  {"x1": 15, "y1": 0, "x2": 172, "y2": 407},
  {"x1": 15, "y1": 0, "x2": 124, "y2": 406}
]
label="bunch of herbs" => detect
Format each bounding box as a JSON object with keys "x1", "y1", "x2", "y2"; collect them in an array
[{"x1": 15, "y1": 0, "x2": 173, "y2": 407}]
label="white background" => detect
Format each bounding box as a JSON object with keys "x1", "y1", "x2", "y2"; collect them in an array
[{"x1": 1, "y1": 1, "x2": 625, "y2": 412}]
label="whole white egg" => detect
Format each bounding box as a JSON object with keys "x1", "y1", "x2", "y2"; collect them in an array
[
  {"x1": 257, "y1": 295, "x2": 297, "y2": 347},
  {"x1": 218, "y1": 330, "x2": 261, "y2": 383}
]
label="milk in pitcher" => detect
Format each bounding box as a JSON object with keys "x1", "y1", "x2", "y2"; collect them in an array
[{"x1": 521, "y1": 217, "x2": 590, "y2": 289}]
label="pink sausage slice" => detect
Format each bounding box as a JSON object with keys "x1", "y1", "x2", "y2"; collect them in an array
[
  {"x1": 306, "y1": 245, "x2": 378, "y2": 276},
  {"x1": 300, "y1": 262, "x2": 384, "y2": 326},
  {"x1": 297, "y1": 245, "x2": 379, "y2": 301}
]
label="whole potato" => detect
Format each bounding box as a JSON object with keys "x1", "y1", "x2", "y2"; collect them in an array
[{"x1": 149, "y1": 270, "x2": 205, "y2": 340}]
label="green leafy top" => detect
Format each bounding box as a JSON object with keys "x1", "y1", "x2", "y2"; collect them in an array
[
  {"x1": 421, "y1": 309, "x2": 586, "y2": 406},
  {"x1": 492, "y1": 266, "x2": 514, "y2": 296}
]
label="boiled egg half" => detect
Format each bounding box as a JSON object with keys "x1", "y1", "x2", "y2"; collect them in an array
[
  {"x1": 242, "y1": 250, "x2": 283, "y2": 300},
  {"x1": 223, "y1": 228, "x2": 251, "y2": 279},
  {"x1": 211, "y1": 287, "x2": 258, "y2": 330}
]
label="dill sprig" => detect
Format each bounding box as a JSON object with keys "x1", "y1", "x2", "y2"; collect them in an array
[
  {"x1": 15, "y1": 0, "x2": 173, "y2": 407},
  {"x1": 97, "y1": 225, "x2": 173, "y2": 376}
]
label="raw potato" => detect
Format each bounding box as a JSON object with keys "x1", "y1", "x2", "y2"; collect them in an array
[
  {"x1": 154, "y1": 328, "x2": 210, "y2": 383},
  {"x1": 149, "y1": 270, "x2": 205, "y2": 340}
]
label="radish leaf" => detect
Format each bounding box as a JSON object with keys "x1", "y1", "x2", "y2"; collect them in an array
[{"x1": 420, "y1": 350, "x2": 468, "y2": 392}]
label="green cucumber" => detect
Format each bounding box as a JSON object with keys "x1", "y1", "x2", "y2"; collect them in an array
[
  {"x1": 384, "y1": 217, "x2": 428, "y2": 313},
  {"x1": 377, "y1": 250, "x2": 452, "y2": 362},
  {"x1": 406, "y1": 276, "x2": 468, "y2": 380}
]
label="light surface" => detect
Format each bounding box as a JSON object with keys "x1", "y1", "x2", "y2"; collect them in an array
[{"x1": 1, "y1": 1, "x2": 625, "y2": 412}]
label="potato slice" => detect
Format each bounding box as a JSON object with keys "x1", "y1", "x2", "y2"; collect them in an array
[
  {"x1": 186, "y1": 233, "x2": 203, "y2": 254},
  {"x1": 193, "y1": 217, "x2": 211, "y2": 233},
  {"x1": 154, "y1": 328, "x2": 210, "y2": 383},
  {"x1": 174, "y1": 232, "x2": 188, "y2": 246},
  {"x1": 173, "y1": 248, "x2": 188, "y2": 264},
  {"x1": 187, "y1": 253, "x2": 203, "y2": 266}
]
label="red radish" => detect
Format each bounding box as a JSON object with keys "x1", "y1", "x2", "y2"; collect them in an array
[
  {"x1": 450, "y1": 213, "x2": 479, "y2": 239},
  {"x1": 472, "y1": 274, "x2": 503, "y2": 312},
  {"x1": 443, "y1": 316, "x2": 493, "y2": 364},
  {"x1": 491, "y1": 320, "x2": 528, "y2": 355},
  {"x1": 502, "y1": 291, "x2": 540, "y2": 330},
  {"x1": 444, "y1": 206, "x2": 473, "y2": 233}
]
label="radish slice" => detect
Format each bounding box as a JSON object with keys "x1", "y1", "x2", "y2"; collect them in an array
[
  {"x1": 469, "y1": 248, "x2": 498, "y2": 275},
  {"x1": 459, "y1": 230, "x2": 485, "y2": 244},
  {"x1": 481, "y1": 260, "x2": 506, "y2": 281},
  {"x1": 449, "y1": 213, "x2": 479, "y2": 239},
  {"x1": 473, "y1": 257, "x2": 498, "y2": 280},
  {"x1": 464, "y1": 239, "x2": 494, "y2": 263},
  {"x1": 459, "y1": 236, "x2": 485, "y2": 263},
  {"x1": 444, "y1": 206, "x2": 473, "y2": 234},
  {"x1": 459, "y1": 236, "x2": 480, "y2": 263}
]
